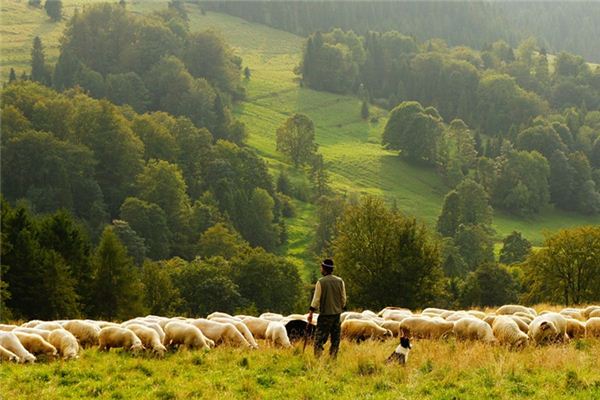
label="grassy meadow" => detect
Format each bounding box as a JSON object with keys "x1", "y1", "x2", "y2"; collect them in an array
[
  {"x1": 2, "y1": 0, "x2": 600, "y2": 274},
  {"x1": 1, "y1": 338, "x2": 599, "y2": 399}
]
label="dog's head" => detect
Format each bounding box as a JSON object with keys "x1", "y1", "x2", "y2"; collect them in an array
[{"x1": 400, "y1": 336, "x2": 411, "y2": 350}]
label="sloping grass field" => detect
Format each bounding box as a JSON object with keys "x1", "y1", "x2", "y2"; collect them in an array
[
  {"x1": 1, "y1": 338, "x2": 599, "y2": 399},
  {"x1": 1, "y1": 0, "x2": 599, "y2": 274}
]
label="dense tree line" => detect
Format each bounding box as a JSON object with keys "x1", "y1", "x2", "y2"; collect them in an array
[
  {"x1": 37, "y1": 3, "x2": 245, "y2": 144},
  {"x1": 1, "y1": 200, "x2": 303, "y2": 321},
  {"x1": 1, "y1": 81, "x2": 284, "y2": 258},
  {"x1": 330, "y1": 197, "x2": 600, "y2": 310},
  {"x1": 202, "y1": 1, "x2": 600, "y2": 63}
]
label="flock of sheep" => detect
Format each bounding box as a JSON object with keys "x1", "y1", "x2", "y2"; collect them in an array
[{"x1": 1, "y1": 304, "x2": 599, "y2": 364}]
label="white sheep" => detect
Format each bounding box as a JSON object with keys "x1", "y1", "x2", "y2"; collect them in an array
[
  {"x1": 492, "y1": 316, "x2": 529, "y2": 348},
  {"x1": 496, "y1": 305, "x2": 536, "y2": 317},
  {"x1": 265, "y1": 321, "x2": 292, "y2": 348},
  {"x1": 13, "y1": 327, "x2": 51, "y2": 340},
  {"x1": 63, "y1": 320, "x2": 100, "y2": 347},
  {"x1": 0, "y1": 344, "x2": 20, "y2": 362},
  {"x1": 48, "y1": 329, "x2": 80, "y2": 360},
  {"x1": 342, "y1": 319, "x2": 393, "y2": 341},
  {"x1": 585, "y1": 317, "x2": 600, "y2": 338},
  {"x1": 0, "y1": 332, "x2": 36, "y2": 363},
  {"x1": 13, "y1": 332, "x2": 57, "y2": 358},
  {"x1": 209, "y1": 317, "x2": 258, "y2": 348},
  {"x1": 164, "y1": 321, "x2": 211, "y2": 350},
  {"x1": 529, "y1": 313, "x2": 568, "y2": 345},
  {"x1": 565, "y1": 318, "x2": 586, "y2": 339},
  {"x1": 399, "y1": 317, "x2": 454, "y2": 339},
  {"x1": 453, "y1": 317, "x2": 496, "y2": 343},
  {"x1": 34, "y1": 321, "x2": 64, "y2": 331},
  {"x1": 242, "y1": 317, "x2": 271, "y2": 339},
  {"x1": 582, "y1": 305, "x2": 600, "y2": 319},
  {"x1": 189, "y1": 319, "x2": 252, "y2": 348},
  {"x1": 126, "y1": 324, "x2": 167, "y2": 357},
  {"x1": 0, "y1": 324, "x2": 18, "y2": 332},
  {"x1": 98, "y1": 326, "x2": 144, "y2": 353}
]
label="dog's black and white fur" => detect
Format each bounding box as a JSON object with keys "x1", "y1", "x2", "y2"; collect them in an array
[{"x1": 386, "y1": 336, "x2": 411, "y2": 364}]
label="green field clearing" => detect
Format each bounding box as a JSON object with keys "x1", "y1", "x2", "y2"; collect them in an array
[
  {"x1": 1, "y1": 338, "x2": 599, "y2": 399},
  {"x1": 2, "y1": 1, "x2": 599, "y2": 275}
]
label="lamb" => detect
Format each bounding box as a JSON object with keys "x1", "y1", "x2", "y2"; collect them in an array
[
  {"x1": 209, "y1": 317, "x2": 259, "y2": 348},
  {"x1": 496, "y1": 305, "x2": 536, "y2": 317},
  {"x1": 445, "y1": 312, "x2": 471, "y2": 322},
  {"x1": 163, "y1": 321, "x2": 210, "y2": 350},
  {"x1": 512, "y1": 312, "x2": 534, "y2": 324},
  {"x1": 189, "y1": 319, "x2": 252, "y2": 348},
  {"x1": 589, "y1": 309, "x2": 600, "y2": 319},
  {"x1": 48, "y1": 329, "x2": 80, "y2": 360},
  {"x1": 342, "y1": 319, "x2": 393, "y2": 341},
  {"x1": 585, "y1": 317, "x2": 600, "y2": 338},
  {"x1": 466, "y1": 310, "x2": 487, "y2": 320},
  {"x1": 0, "y1": 344, "x2": 20, "y2": 362},
  {"x1": 126, "y1": 324, "x2": 167, "y2": 357},
  {"x1": 242, "y1": 317, "x2": 271, "y2": 339},
  {"x1": 13, "y1": 332, "x2": 57, "y2": 358},
  {"x1": 565, "y1": 318, "x2": 586, "y2": 339},
  {"x1": 265, "y1": 321, "x2": 292, "y2": 348},
  {"x1": 399, "y1": 317, "x2": 454, "y2": 339},
  {"x1": 98, "y1": 326, "x2": 144, "y2": 353},
  {"x1": 453, "y1": 317, "x2": 496, "y2": 343},
  {"x1": 378, "y1": 307, "x2": 412, "y2": 319},
  {"x1": 492, "y1": 316, "x2": 529, "y2": 348},
  {"x1": 528, "y1": 312, "x2": 568, "y2": 345},
  {"x1": 62, "y1": 320, "x2": 100, "y2": 347},
  {"x1": 0, "y1": 332, "x2": 36, "y2": 363}
]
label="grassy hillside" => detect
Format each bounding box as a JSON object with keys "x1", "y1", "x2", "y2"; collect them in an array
[
  {"x1": 1, "y1": 338, "x2": 599, "y2": 399},
  {"x1": 188, "y1": 9, "x2": 600, "y2": 248},
  {"x1": 2, "y1": 1, "x2": 599, "y2": 277}
]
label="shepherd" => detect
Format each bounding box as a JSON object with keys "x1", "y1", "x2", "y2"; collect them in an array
[{"x1": 307, "y1": 259, "x2": 347, "y2": 358}]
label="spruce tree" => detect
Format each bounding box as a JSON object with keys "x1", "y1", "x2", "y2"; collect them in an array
[
  {"x1": 8, "y1": 68, "x2": 17, "y2": 83},
  {"x1": 30, "y1": 36, "x2": 48, "y2": 85},
  {"x1": 244, "y1": 66, "x2": 251, "y2": 80},
  {"x1": 91, "y1": 226, "x2": 146, "y2": 320}
]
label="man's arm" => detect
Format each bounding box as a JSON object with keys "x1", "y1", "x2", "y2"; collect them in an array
[{"x1": 309, "y1": 281, "x2": 321, "y2": 312}]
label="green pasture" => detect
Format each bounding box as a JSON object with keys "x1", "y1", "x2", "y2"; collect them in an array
[{"x1": 1, "y1": 338, "x2": 599, "y2": 399}]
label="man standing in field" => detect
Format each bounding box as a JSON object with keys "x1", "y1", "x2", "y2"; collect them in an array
[{"x1": 308, "y1": 259, "x2": 346, "y2": 358}]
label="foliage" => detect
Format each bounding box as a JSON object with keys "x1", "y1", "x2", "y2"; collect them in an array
[
  {"x1": 499, "y1": 231, "x2": 532, "y2": 265},
  {"x1": 44, "y1": 0, "x2": 62, "y2": 22},
  {"x1": 460, "y1": 262, "x2": 520, "y2": 307},
  {"x1": 333, "y1": 196, "x2": 444, "y2": 309},
  {"x1": 170, "y1": 257, "x2": 241, "y2": 316},
  {"x1": 231, "y1": 248, "x2": 303, "y2": 314},
  {"x1": 276, "y1": 113, "x2": 317, "y2": 166},
  {"x1": 522, "y1": 226, "x2": 600, "y2": 305},
  {"x1": 383, "y1": 101, "x2": 442, "y2": 164},
  {"x1": 90, "y1": 226, "x2": 147, "y2": 320},
  {"x1": 437, "y1": 179, "x2": 492, "y2": 237},
  {"x1": 197, "y1": 223, "x2": 249, "y2": 260}
]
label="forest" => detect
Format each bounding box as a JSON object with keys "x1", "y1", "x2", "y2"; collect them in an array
[{"x1": 1, "y1": 1, "x2": 600, "y2": 324}]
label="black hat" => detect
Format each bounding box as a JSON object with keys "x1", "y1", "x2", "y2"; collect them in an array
[{"x1": 321, "y1": 259, "x2": 334, "y2": 269}]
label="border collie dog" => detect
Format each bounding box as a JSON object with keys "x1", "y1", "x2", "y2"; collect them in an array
[{"x1": 387, "y1": 336, "x2": 411, "y2": 364}]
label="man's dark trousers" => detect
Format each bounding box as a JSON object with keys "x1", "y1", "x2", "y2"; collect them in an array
[{"x1": 314, "y1": 314, "x2": 341, "y2": 358}]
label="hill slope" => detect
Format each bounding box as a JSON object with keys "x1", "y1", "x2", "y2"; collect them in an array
[{"x1": 2, "y1": 1, "x2": 599, "y2": 277}]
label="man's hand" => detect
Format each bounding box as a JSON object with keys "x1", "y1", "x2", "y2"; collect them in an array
[{"x1": 307, "y1": 311, "x2": 313, "y2": 325}]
